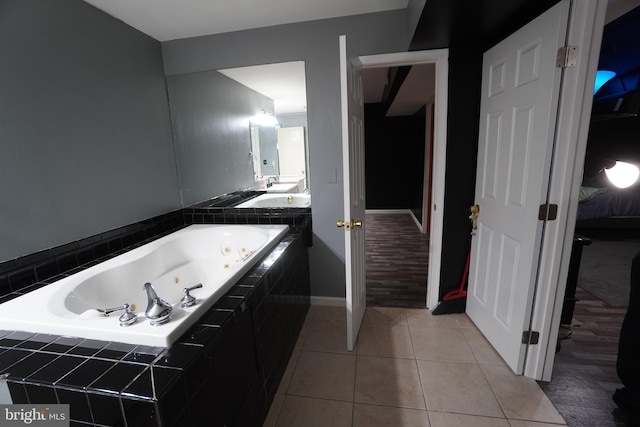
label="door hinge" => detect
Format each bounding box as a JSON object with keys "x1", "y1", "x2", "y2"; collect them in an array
[
  {"x1": 538, "y1": 204, "x2": 558, "y2": 221},
  {"x1": 556, "y1": 46, "x2": 578, "y2": 68},
  {"x1": 522, "y1": 330, "x2": 540, "y2": 345}
]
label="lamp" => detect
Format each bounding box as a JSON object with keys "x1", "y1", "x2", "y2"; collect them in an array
[
  {"x1": 251, "y1": 111, "x2": 279, "y2": 127},
  {"x1": 594, "y1": 70, "x2": 616, "y2": 94},
  {"x1": 604, "y1": 160, "x2": 640, "y2": 188}
]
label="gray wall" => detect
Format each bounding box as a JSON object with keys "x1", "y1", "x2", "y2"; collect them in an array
[
  {"x1": 166, "y1": 71, "x2": 274, "y2": 205},
  {"x1": 0, "y1": 0, "x2": 180, "y2": 261},
  {"x1": 162, "y1": 11, "x2": 410, "y2": 298}
]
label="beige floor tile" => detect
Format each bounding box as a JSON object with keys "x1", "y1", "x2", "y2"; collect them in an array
[
  {"x1": 428, "y1": 411, "x2": 510, "y2": 427},
  {"x1": 480, "y1": 364, "x2": 566, "y2": 424},
  {"x1": 263, "y1": 393, "x2": 285, "y2": 427},
  {"x1": 309, "y1": 304, "x2": 346, "y2": 322},
  {"x1": 357, "y1": 322, "x2": 415, "y2": 359},
  {"x1": 406, "y1": 309, "x2": 467, "y2": 328},
  {"x1": 460, "y1": 328, "x2": 506, "y2": 365},
  {"x1": 410, "y1": 326, "x2": 476, "y2": 363},
  {"x1": 363, "y1": 306, "x2": 408, "y2": 325},
  {"x1": 355, "y1": 355, "x2": 426, "y2": 409},
  {"x1": 276, "y1": 395, "x2": 353, "y2": 427},
  {"x1": 294, "y1": 314, "x2": 312, "y2": 351},
  {"x1": 277, "y1": 350, "x2": 301, "y2": 394},
  {"x1": 453, "y1": 313, "x2": 476, "y2": 328},
  {"x1": 417, "y1": 360, "x2": 503, "y2": 417},
  {"x1": 353, "y1": 403, "x2": 430, "y2": 427},
  {"x1": 508, "y1": 420, "x2": 568, "y2": 427},
  {"x1": 302, "y1": 319, "x2": 353, "y2": 354},
  {"x1": 288, "y1": 350, "x2": 356, "y2": 401}
]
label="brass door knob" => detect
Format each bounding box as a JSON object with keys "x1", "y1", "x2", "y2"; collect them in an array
[
  {"x1": 336, "y1": 219, "x2": 363, "y2": 229},
  {"x1": 469, "y1": 205, "x2": 480, "y2": 235}
]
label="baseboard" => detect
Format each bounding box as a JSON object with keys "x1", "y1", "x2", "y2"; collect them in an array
[
  {"x1": 310, "y1": 296, "x2": 345, "y2": 306},
  {"x1": 365, "y1": 209, "x2": 412, "y2": 215},
  {"x1": 365, "y1": 209, "x2": 426, "y2": 233}
]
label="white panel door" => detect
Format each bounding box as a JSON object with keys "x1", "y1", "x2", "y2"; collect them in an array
[
  {"x1": 277, "y1": 126, "x2": 307, "y2": 184},
  {"x1": 339, "y1": 35, "x2": 366, "y2": 351},
  {"x1": 467, "y1": 1, "x2": 570, "y2": 374}
]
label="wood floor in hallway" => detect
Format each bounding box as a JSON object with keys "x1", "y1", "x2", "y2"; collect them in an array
[
  {"x1": 365, "y1": 212, "x2": 429, "y2": 309},
  {"x1": 539, "y1": 287, "x2": 629, "y2": 427}
]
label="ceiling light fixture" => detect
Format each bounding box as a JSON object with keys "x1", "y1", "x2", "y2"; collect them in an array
[{"x1": 251, "y1": 111, "x2": 279, "y2": 127}]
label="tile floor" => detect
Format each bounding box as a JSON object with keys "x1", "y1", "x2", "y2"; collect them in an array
[{"x1": 263, "y1": 305, "x2": 568, "y2": 427}]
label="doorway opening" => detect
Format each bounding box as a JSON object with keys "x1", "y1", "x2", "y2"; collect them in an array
[{"x1": 358, "y1": 50, "x2": 449, "y2": 310}]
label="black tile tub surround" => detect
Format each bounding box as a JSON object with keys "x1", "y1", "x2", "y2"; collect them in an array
[
  {"x1": 0, "y1": 190, "x2": 310, "y2": 301},
  {"x1": 0, "y1": 210, "x2": 185, "y2": 299},
  {"x1": 1, "y1": 228, "x2": 310, "y2": 427}
]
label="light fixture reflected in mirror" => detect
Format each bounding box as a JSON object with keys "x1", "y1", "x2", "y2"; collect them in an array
[
  {"x1": 251, "y1": 111, "x2": 279, "y2": 127},
  {"x1": 604, "y1": 160, "x2": 640, "y2": 188}
]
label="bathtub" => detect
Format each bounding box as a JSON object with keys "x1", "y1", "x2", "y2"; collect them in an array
[
  {"x1": 236, "y1": 193, "x2": 311, "y2": 208},
  {"x1": 0, "y1": 224, "x2": 289, "y2": 347}
]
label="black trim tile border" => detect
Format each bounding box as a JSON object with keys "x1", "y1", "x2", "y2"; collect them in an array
[{"x1": 0, "y1": 190, "x2": 311, "y2": 427}]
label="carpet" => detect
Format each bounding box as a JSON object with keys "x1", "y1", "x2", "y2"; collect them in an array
[{"x1": 577, "y1": 239, "x2": 640, "y2": 307}]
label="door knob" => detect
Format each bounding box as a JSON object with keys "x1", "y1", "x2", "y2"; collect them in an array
[
  {"x1": 469, "y1": 205, "x2": 480, "y2": 235},
  {"x1": 336, "y1": 219, "x2": 363, "y2": 230}
]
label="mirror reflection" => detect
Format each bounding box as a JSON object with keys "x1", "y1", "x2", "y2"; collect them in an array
[
  {"x1": 220, "y1": 62, "x2": 309, "y2": 194},
  {"x1": 166, "y1": 61, "x2": 309, "y2": 207}
]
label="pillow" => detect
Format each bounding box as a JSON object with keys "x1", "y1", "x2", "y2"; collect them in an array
[{"x1": 579, "y1": 186, "x2": 607, "y2": 202}]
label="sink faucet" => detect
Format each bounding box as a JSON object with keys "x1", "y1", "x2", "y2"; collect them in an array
[
  {"x1": 143, "y1": 282, "x2": 172, "y2": 326},
  {"x1": 266, "y1": 176, "x2": 278, "y2": 187}
]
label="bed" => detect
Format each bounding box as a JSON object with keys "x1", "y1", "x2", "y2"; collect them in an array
[{"x1": 575, "y1": 180, "x2": 640, "y2": 236}]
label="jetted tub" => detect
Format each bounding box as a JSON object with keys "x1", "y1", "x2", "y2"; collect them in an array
[
  {"x1": 0, "y1": 224, "x2": 289, "y2": 347},
  {"x1": 236, "y1": 193, "x2": 311, "y2": 208}
]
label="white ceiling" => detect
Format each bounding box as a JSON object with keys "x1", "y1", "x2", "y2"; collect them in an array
[
  {"x1": 81, "y1": 0, "x2": 410, "y2": 116},
  {"x1": 219, "y1": 62, "x2": 308, "y2": 115},
  {"x1": 81, "y1": 0, "x2": 640, "y2": 119},
  {"x1": 82, "y1": 0, "x2": 408, "y2": 42}
]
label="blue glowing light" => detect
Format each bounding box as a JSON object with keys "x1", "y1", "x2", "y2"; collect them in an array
[{"x1": 594, "y1": 70, "x2": 616, "y2": 94}]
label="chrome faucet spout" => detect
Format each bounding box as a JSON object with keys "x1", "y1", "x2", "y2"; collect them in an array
[{"x1": 143, "y1": 282, "x2": 172, "y2": 326}]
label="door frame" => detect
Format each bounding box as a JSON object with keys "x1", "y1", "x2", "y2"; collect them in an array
[
  {"x1": 359, "y1": 49, "x2": 449, "y2": 310},
  {"x1": 527, "y1": 0, "x2": 608, "y2": 380}
]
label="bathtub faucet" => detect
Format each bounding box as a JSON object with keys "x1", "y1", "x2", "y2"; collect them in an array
[{"x1": 143, "y1": 282, "x2": 172, "y2": 326}]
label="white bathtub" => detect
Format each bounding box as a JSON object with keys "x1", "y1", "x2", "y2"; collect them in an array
[
  {"x1": 236, "y1": 193, "x2": 311, "y2": 208},
  {"x1": 0, "y1": 224, "x2": 289, "y2": 347}
]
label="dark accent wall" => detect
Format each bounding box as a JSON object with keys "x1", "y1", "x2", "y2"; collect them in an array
[
  {"x1": 166, "y1": 71, "x2": 274, "y2": 206},
  {"x1": 436, "y1": 44, "x2": 482, "y2": 298},
  {"x1": 364, "y1": 103, "x2": 426, "y2": 212},
  {"x1": 0, "y1": 0, "x2": 180, "y2": 262}
]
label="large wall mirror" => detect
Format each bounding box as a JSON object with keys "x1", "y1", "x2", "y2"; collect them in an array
[
  {"x1": 166, "y1": 61, "x2": 309, "y2": 206},
  {"x1": 220, "y1": 61, "x2": 309, "y2": 193}
]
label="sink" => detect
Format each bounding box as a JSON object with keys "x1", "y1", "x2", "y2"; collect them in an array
[{"x1": 266, "y1": 182, "x2": 299, "y2": 193}]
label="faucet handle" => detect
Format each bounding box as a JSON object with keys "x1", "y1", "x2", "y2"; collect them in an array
[
  {"x1": 103, "y1": 303, "x2": 138, "y2": 326},
  {"x1": 181, "y1": 283, "x2": 203, "y2": 308}
]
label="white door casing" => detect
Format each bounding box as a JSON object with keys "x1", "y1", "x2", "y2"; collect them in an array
[
  {"x1": 528, "y1": 0, "x2": 607, "y2": 380},
  {"x1": 339, "y1": 35, "x2": 366, "y2": 351},
  {"x1": 466, "y1": 1, "x2": 570, "y2": 374},
  {"x1": 358, "y1": 49, "x2": 448, "y2": 311}
]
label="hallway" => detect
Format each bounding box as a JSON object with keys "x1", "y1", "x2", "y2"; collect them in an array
[{"x1": 365, "y1": 212, "x2": 429, "y2": 308}]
